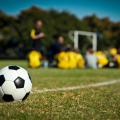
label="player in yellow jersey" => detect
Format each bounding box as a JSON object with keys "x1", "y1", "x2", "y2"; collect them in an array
[
  {"x1": 95, "y1": 51, "x2": 108, "y2": 68},
  {"x1": 108, "y1": 48, "x2": 120, "y2": 68},
  {"x1": 28, "y1": 50, "x2": 42, "y2": 68},
  {"x1": 30, "y1": 20, "x2": 48, "y2": 67},
  {"x1": 74, "y1": 49, "x2": 85, "y2": 69},
  {"x1": 30, "y1": 20, "x2": 46, "y2": 56},
  {"x1": 57, "y1": 51, "x2": 69, "y2": 69}
]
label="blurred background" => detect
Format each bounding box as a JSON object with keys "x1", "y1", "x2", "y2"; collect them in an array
[{"x1": 0, "y1": 0, "x2": 119, "y2": 68}]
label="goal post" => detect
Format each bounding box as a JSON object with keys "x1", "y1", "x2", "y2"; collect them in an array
[{"x1": 69, "y1": 31, "x2": 97, "y2": 51}]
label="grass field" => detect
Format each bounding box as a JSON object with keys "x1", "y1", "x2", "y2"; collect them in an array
[{"x1": 0, "y1": 60, "x2": 120, "y2": 120}]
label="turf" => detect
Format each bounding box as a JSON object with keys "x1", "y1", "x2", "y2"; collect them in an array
[{"x1": 0, "y1": 60, "x2": 120, "y2": 120}]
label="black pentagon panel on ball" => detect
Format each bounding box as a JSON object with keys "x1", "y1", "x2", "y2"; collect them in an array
[
  {"x1": 8, "y1": 65, "x2": 20, "y2": 70},
  {"x1": 22, "y1": 92, "x2": 30, "y2": 101},
  {"x1": 0, "y1": 75, "x2": 5, "y2": 86},
  {"x1": 14, "y1": 77, "x2": 25, "y2": 88},
  {"x1": 3, "y1": 94, "x2": 14, "y2": 102}
]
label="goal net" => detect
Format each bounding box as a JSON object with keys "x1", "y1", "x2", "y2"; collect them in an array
[{"x1": 69, "y1": 31, "x2": 97, "y2": 51}]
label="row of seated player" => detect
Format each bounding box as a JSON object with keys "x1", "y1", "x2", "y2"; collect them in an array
[{"x1": 28, "y1": 47, "x2": 120, "y2": 69}]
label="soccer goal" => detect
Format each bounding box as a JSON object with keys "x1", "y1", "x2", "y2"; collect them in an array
[{"x1": 69, "y1": 30, "x2": 97, "y2": 51}]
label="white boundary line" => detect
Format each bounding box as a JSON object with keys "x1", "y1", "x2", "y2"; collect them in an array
[{"x1": 32, "y1": 79, "x2": 120, "y2": 94}]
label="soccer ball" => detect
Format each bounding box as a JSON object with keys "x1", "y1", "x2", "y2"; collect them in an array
[{"x1": 0, "y1": 65, "x2": 32, "y2": 102}]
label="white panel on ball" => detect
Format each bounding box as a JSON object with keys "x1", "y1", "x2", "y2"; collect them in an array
[{"x1": 1, "y1": 81, "x2": 16, "y2": 94}]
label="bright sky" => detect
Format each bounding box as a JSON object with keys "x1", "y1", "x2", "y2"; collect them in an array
[{"x1": 0, "y1": 0, "x2": 120, "y2": 21}]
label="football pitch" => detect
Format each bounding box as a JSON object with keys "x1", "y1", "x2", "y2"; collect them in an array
[{"x1": 0, "y1": 60, "x2": 120, "y2": 120}]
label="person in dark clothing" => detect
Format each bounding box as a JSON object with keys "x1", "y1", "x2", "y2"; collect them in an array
[
  {"x1": 30, "y1": 20, "x2": 45, "y2": 55},
  {"x1": 49, "y1": 35, "x2": 65, "y2": 64}
]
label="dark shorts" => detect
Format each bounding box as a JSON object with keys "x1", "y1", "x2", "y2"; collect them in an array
[{"x1": 32, "y1": 40, "x2": 46, "y2": 56}]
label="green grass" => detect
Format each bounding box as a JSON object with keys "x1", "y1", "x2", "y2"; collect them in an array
[{"x1": 0, "y1": 60, "x2": 120, "y2": 120}]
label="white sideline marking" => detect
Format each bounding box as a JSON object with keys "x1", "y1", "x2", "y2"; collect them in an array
[{"x1": 32, "y1": 80, "x2": 120, "y2": 94}]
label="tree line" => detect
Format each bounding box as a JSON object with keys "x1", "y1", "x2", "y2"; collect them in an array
[{"x1": 0, "y1": 6, "x2": 120, "y2": 58}]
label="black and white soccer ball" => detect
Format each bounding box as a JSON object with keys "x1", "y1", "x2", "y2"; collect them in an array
[{"x1": 0, "y1": 65, "x2": 32, "y2": 102}]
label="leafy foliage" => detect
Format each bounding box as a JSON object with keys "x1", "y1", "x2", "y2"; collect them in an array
[{"x1": 0, "y1": 7, "x2": 120, "y2": 58}]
